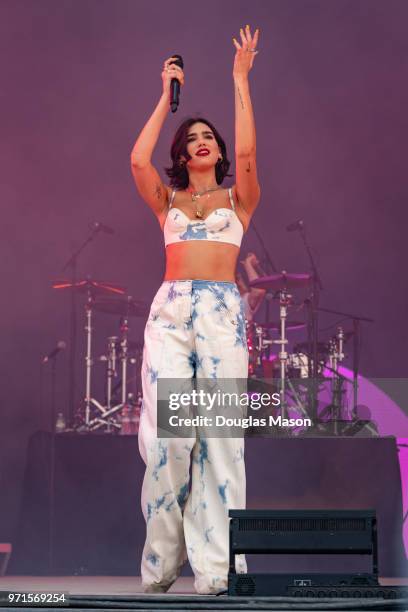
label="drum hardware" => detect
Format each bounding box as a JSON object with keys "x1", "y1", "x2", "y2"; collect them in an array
[
  {"x1": 53, "y1": 278, "x2": 126, "y2": 431},
  {"x1": 260, "y1": 321, "x2": 306, "y2": 332},
  {"x1": 93, "y1": 295, "x2": 146, "y2": 421},
  {"x1": 88, "y1": 313, "x2": 140, "y2": 432},
  {"x1": 53, "y1": 281, "x2": 149, "y2": 433},
  {"x1": 289, "y1": 340, "x2": 330, "y2": 382},
  {"x1": 283, "y1": 221, "x2": 323, "y2": 424},
  {"x1": 53, "y1": 279, "x2": 126, "y2": 296},
  {"x1": 317, "y1": 327, "x2": 347, "y2": 434},
  {"x1": 103, "y1": 309, "x2": 144, "y2": 402},
  {"x1": 87, "y1": 297, "x2": 146, "y2": 432},
  {"x1": 250, "y1": 272, "x2": 312, "y2": 291},
  {"x1": 250, "y1": 274, "x2": 312, "y2": 421},
  {"x1": 247, "y1": 268, "x2": 375, "y2": 433},
  {"x1": 59, "y1": 221, "x2": 119, "y2": 426},
  {"x1": 246, "y1": 322, "x2": 265, "y2": 378},
  {"x1": 318, "y1": 307, "x2": 374, "y2": 415},
  {"x1": 270, "y1": 287, "x2": 294, "y2": 420},
  {"x1": 99, "y1": 335, "x2": 119, "y2": 414}
]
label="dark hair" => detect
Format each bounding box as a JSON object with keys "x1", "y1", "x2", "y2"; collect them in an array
[{"x1": 165, "y1": 117, "x2": 232, "y2": 189}]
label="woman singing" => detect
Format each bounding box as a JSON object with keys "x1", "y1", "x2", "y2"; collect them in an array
[{"x1": 131, "y1": 25, "x2": 260, "y2": 594}]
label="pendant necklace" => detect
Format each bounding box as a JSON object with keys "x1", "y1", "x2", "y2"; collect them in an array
[{"x1": 189, "y1": 187, "x2": 221, "y2": 218}]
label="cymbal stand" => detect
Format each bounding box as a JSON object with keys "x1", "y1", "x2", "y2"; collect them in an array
[
  {"x1": 84, "y1": 289, "x2": 106, "y2": 428},
  {"x1": 120, "y1": 316, "x2": 129, "y2": 405},
  {"x1": 255, "y1": 324, "x2": 265, "y2": 373},
  {"x1": 257, "y1": 289, "x2": 308, "y2": 420},
  {"x1": 273, "y1": 288, "x2": 291, "y2": 420},
  {"x1": 61, "y1": 226, "x2": 100, "y2": 426},
  {"x1": 353, "y1": 318, "x2": 360, "y2": 414},
  {"x1": 106, "y1": 336, "x2": 118, "y2": 423},
  {"x1": 325, "y1": 326, "x2": 346, "y2": 434}
]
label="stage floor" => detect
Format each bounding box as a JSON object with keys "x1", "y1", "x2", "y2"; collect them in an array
[
  {"x1": 0, "y1": 576, "x2": 194, "y2": 595},
  {"x1": 1, "y1": 575, "x2": 408, "y2": 595}
]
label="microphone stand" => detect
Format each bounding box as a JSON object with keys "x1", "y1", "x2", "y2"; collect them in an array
[
  {"x1": 250, "y1": 221, "x2": 279, "y2": 330},
  {"x1": 250, "y1": 221, "x2": 279, "y2": 274},
  {"x1": 61, "y1": 225, "x2": 101, "y2": 426},
  {"x1": 298, "y1": 224, "x2": 323, "y2": 423}
]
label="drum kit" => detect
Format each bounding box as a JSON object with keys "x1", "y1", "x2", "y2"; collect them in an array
[
  {"x1": 52, "y1": 279, "x2": 148, "y2": 432},
  {"x1": 51, "y1": 265, "x2": 371, "y2": 435},
  {"x1": 246, "y1": 271, "x2": 368, "y2": 432}
]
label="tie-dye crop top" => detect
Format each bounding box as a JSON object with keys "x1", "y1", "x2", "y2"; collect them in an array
[{"x1": 163, "y1": 187, "x2": 243, "y2": 247}]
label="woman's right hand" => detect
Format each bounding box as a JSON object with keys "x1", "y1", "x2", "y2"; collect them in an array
[{"x1": 161, "y1": 56, "x2": 185, "y2": 99}]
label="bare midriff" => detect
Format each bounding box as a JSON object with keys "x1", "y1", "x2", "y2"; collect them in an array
[{"x1": 164, "y1": 242, "x2": 239, "y2": 282}]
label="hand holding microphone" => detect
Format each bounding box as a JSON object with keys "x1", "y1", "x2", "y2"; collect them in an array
[{"x1": 162, "y1": 55, "x2": 184, "y2": 112}]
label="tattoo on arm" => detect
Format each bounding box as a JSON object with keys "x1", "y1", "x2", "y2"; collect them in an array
[
  {"x1": 155, "y1": 183, "x2": 162, "y2": 200},
  {"x1": 237, "y1": 86, "x2": 245, "y2": 110},
  {"x1": 246, "y1": 161, "x2": 251, "y2": 173}
]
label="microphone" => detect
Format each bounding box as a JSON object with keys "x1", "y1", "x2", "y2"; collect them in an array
[
  {"x1": 43, "y1": 341, "x2": 67, "y2": 364},
  {"x1": 286, "y1": 219, "x2": 304, "y2": 232},
  {"x1": 93, "y1": 221, "x2": 115, "y2": 235},
  {"x1": 169, "y1": 55, "x2": 184, "y2": 113}
]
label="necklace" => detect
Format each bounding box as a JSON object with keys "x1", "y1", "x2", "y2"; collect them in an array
[{"x1": 189, "y1": 187, "x2": 221, "y2": 218}]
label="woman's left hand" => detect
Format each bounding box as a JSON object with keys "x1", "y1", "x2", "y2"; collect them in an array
[{"x1": 233, "y1": 25, "x2": 259, "y2": 79}]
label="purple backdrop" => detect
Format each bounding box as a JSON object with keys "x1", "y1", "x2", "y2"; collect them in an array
[{"x1": 1, "y1": 0, "x2": 407, "y2": 557}]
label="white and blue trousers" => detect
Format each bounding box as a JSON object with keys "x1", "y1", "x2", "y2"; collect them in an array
[{"x1": 138, "y1": 280, "x2": 248, "y2": 594}]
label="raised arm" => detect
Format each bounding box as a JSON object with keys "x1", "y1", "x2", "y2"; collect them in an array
[
  {"x1": 130, "y1": 57, "x2": 184, "y2": 219},
  {"x1": 232, "y1": 26, "x2": 261, "y2": 216}
]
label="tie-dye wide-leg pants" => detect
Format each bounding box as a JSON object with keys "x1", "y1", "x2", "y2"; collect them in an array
[{"x1": 138, "y1": 280, "x2": 248, "y2": 594}]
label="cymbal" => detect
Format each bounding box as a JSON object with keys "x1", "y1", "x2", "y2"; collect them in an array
[
  {"x1": 53, "y1": 279, "x2": 125, "y2": 296},
  {"x1": 94, "y1": 296, "x2": 149, "y2": 317},
  {"x1": 261, "y1": 321, "x2": 306, "y2": 332},
  {"x1": 250, "y1": 273, "x2": 312, "y2": 291}
]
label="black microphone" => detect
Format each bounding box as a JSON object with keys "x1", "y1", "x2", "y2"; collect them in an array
[
  {"x1": 93, "y1": 221, "x2": 115, "y2": 235},
  {"x1": 169, "y1": 55, "x2": 184, "y2": 113},
  {"x1": 286, "y1": 219, "x2": 304, "y2": 232},
  {"x1": 43, "y1": 340, "x2": 67, "y2": 364}
]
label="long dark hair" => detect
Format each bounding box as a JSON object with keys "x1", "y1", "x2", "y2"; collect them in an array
[{"x1": 165, "y1": 117, "x2": 232, "y2": 190}]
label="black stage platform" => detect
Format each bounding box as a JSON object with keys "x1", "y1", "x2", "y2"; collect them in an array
[{"x1": 8, "y1": 433, "x2": 406, "y2": 577}]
